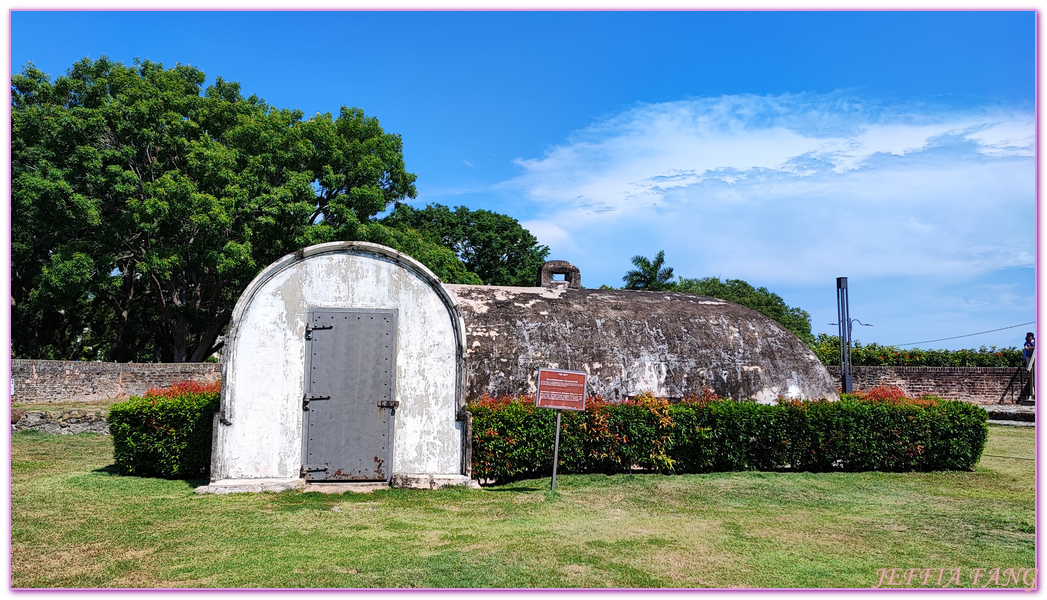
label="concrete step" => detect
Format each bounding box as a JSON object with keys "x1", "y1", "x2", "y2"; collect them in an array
[{"x1": 984, "y1": 404, "x2": 1034, "y2": 426}]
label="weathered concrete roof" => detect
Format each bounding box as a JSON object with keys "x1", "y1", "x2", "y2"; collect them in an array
[{"x1": 445, "y1": 284, "x2": 838, "y2": 403}]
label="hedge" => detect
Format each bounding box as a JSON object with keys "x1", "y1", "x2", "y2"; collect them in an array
[
  {"x1": 810, "y1": 334, "x2": 1024, "y2": 367},
  {"x1": 468, "y1": 390, "x2": 988, "y2": 484},
  {"x1": 105, "y1": 382, "x2": 988, "y2": 483},
  {"x1": 108, "y1": 381, "x2": 220, "y2": 478}
]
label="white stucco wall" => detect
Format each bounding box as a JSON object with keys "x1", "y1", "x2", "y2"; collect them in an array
[{"x1": 211, "y1": 242, "x2": 465, "y2": 481}]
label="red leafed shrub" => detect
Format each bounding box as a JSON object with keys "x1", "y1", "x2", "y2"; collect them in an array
[
  {"x1": 468, "y1": 394, "x2": 529, "y2": 409},
  {"x1": 144, "y1": 380, "x2": 221, "y2": 398},
  {"x1": 681, "y1": 386, "x2": 721, "y2": 407},
  {"x1": 852, "y1": 385, "x2": 939, "y2": 408},
  {"x1": 622, "y1": 391, "x2": 671, "y2": 409},
  {"x1": 470, "y1": 394, "x2": 618, "y2": 410},
  {"x1": 854, "y1": 385, "x2": 907, "y2": 402}
]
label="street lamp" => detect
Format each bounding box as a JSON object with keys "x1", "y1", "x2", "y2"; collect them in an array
[{"x1": 831, "y1": 277, "x2": 872, "y2": 394}]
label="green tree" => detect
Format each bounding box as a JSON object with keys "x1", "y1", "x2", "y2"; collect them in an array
[
  {"x1": 676, "y1": 276, "x2": 814, "y2": 344},
  {"x1": 622, "y1": 250, "x2": 676, "y2": 291},
  {"x1": 355, "y1": 223, "x2": 481, "y2": 286},
  {"x1": 12, "y1": 57, "x2": 476, "y2": 363},
  {"x1": 380, "y1": 203, "x2": 550, "y2": 286}
]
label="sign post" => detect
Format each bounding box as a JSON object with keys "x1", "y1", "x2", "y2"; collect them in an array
[
  {"x1": 535, "y1": 368, "x2": 588, "y2": 491},
  {"x1": 551, "y1": 410, "x2": 563, "y2": 490}
]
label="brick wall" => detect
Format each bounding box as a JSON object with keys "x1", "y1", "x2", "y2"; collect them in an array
[
  {"x1": 825, "y1": 366, "x2": 1025, "y2": 404},
  {"x1": 10, "y1": 359, "x2": 221, "y2": 404}
]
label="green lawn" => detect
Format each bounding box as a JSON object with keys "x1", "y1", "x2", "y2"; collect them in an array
[{"x1": 10, "y1": 425, "x2": 1035, "y2": 589}]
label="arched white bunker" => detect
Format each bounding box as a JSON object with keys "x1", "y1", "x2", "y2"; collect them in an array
[{"x1": 202, "y1": 242, "x2": 471, "y2": 492}]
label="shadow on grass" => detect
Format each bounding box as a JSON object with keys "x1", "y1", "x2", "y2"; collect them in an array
[
  {"x1": 483, "y1": 484, "x2": 547, "y2": 493},
  {"x1": 91, "y1": 464, "x2": 208, "y2": 487}
]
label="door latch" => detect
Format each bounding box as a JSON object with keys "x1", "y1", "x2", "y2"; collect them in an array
[{"x1": 377, "y1": 399, "x2": 400, "y2": 409}]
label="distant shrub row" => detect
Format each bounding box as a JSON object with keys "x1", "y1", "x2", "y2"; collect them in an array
[
  {"x1": 810, "y1": 334, "x2": 1024, "y2": 368},
  {"x1": 108, "y1": 381, "x2": 221, "y2": 478},
  {"x1": 467, "y1": 388, "x2": 988, "y2": 484}
]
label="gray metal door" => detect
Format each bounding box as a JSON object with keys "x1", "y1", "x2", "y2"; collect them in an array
[{"x1": 303, "y1": 309, "x2": 397, "y2": 481}]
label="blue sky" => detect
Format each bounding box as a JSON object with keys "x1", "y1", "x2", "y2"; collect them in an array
[{"x1": 8, "y1": 10, "x2": 1037, "y2": 350}]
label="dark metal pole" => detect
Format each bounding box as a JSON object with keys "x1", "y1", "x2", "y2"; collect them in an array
[
  {"x1": 837, "y1": 277, "x2": 853, "y2": 393},
  {"x1": 551, "y1": 410, "x2": 563, "y2": 490}
]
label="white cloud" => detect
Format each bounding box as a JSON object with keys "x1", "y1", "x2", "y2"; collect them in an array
[
  {"x1": 504, "y1": 93, "x2": 1035, "y2": 289},
  {"x1": 519, "y1": 219, "x2": 576, "y2": 255}
]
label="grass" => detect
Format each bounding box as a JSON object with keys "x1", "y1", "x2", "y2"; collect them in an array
[{"x1": 10, "y1": 425, "x2": 1035, "y2": 589}]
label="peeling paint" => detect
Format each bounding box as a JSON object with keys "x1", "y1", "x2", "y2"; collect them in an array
[{"x1": 444, "y1": 285, "x2": 837, "y2": 402}]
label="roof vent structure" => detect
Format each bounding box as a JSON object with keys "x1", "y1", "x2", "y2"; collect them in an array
[{"x1": 538, "y1": 260, "x2": 582, "y2": 289}]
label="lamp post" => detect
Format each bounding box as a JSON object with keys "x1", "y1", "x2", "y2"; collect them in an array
[
  {"x1": 836, "y1": 278, "x2": 853, "y2": 393},
  {"x1": 833, "y1": 277, "x2": 873, "y2": 394}
]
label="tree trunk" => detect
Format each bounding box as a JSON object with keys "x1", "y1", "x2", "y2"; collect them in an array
[
  {"x1": 170, "y1": 315, "x2": 189, "y2": 363},
  {"x1": 189, "y1": 309, "x2": 231, "y2": 362}
]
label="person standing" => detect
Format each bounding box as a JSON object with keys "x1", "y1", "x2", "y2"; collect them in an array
[{"x1": 1023, "y1": 332, "x2": 1035, "y2": 367}]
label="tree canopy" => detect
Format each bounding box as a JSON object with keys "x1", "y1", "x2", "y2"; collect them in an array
[
  {"x1": 380, "y1": 203, "x2": 550, "y2": 287},
  {"x1": 622, "y1": 251, "x2": 676, "y2": 291},
  {"x1": 615, "y1": 251, "x2": 813, "y2": 343},
  {"x1": 12, "y1": 57, "x2": 478, "y2": 363},
  {"x1": 676, "y1": 277, "x2": 814, "y2": 344}
]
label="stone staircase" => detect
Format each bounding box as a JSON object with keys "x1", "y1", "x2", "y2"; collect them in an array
[
  {"x1": 989, "y1": 355, "x2": 1034, "y2": 426},
  {"x1": 1018, "y1": 353, "x2": 1035, "y2": 406},
  {"x1": 998, "y1": 354, "x2": 1034, "y2": 407}
]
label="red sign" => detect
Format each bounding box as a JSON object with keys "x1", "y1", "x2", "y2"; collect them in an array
[{"x1": 535, "y1": 368, "x2": 588, "y2": 411}]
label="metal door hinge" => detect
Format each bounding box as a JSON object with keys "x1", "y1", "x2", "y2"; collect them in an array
[
  {"x1": 377, "y1": 399, "x2": 400, "y2": 409},
  {"x1": 305, "y1": 323, "x2": 333, "y2": 339},
  {"x1": 303, "y1": 393, "x2": 331, "y2": 409}
]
